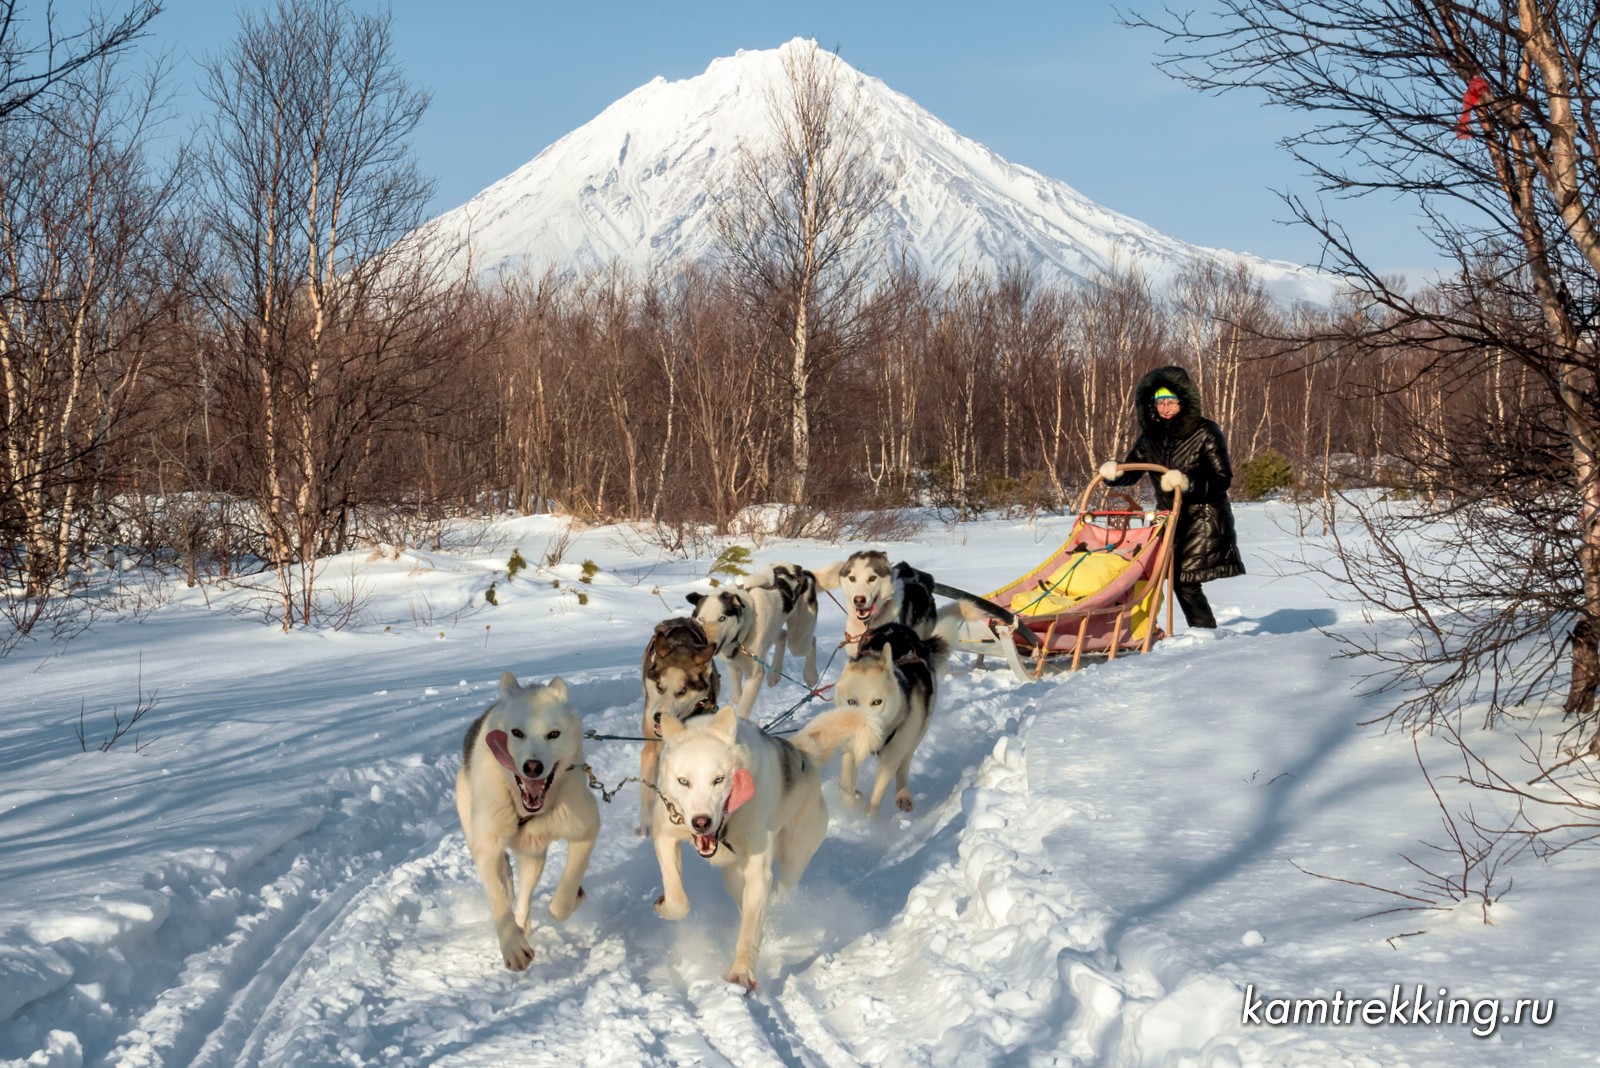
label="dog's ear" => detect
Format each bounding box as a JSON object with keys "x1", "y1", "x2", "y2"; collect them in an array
[
  {"x1": 854, "y1": 642, "x2": 889, "y2": 668},
  {"x1": 498, "y1": 672, "x2": 520, "y2": 699},
  {"x1": 724, "y1": 767, "x2": 755, "y2": 813},
  {"x1": 710, "y1": 704, "x2": 739, "y2": 744},
  {"x1": 658, "y1": 711, "x2": 686, "y2": 744},
  {"x1": 544, "y1": 677, "x2": 570, "y2": 705},
  {"x1": 686, "y1": 592, "x2": 704, "y2": 608},
  {"x1": 812, "y1": 560, "x2": 844, "y2": 590},
  {"x1": 693, "y1": 641, "x2": 716, "y2": 666}
]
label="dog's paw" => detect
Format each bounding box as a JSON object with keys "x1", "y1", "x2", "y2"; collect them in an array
[
  {"x1": 896, "y1": 790, "x2": 915, "y2": 813},
  {"x1": 654, "y1": 893, "x2": 689, "y2": 922},
  {"x1": 724, "y1": 965, "x2": 759, "y2": 993},
  {"x1": 500, "y1": 932, "x2": 535, "y2": 971},
  {"x1": 548, "y1": 886, "x2": 584, "y2": 922},
  {"x1": 635, "y1": 823, "x2": 652, "y2": 838},
  {"x1": 838, "y1": 787, "x2": 861, "y2": 806}
]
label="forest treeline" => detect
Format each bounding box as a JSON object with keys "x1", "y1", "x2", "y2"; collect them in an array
[{"x1": 0, "y1": 0, "x2": 1572, "y2": 658}]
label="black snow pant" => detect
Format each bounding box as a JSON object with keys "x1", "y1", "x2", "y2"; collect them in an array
[{"x1": 1174, "y1": 579, "x2": 1217, "y2": 629}]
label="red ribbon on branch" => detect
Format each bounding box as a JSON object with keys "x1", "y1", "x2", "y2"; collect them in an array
[{"x1": 1457, "y1": 75, "x2": 1488, "y2": 139}]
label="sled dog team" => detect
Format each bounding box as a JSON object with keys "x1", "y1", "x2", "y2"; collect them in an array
[{"x1": 455, "y1": 550, "x2": 982, "y2": 990}]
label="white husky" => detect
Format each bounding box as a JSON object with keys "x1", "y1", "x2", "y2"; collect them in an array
[
  {"x1": 795, "y1": 623, "x2": 949, "y2": 816},
  {"x1": 651, "y1": 704, "x2": 829, "y2": 992},
  {"x1": 688, "y1": 561, "x2": 819, "y2": 718},
  {"x1": 455, "y1": 673, "x2": 598, "y2": 971}
]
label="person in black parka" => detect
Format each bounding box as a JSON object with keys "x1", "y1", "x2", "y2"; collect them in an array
[{"x1": 1098, "y1": 365, "x2": 1244, "y2": 629}]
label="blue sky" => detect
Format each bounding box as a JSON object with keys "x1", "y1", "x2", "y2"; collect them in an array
[{"x1": 63, "y1": 0, "x2": 1442, "y2": 275}]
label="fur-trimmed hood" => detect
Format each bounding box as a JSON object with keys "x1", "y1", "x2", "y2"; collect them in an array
[{"x1": 1134, "y1": 365, "x2": 1204, "y2": 440}]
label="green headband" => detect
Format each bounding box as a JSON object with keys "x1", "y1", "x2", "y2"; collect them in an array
[{"x1": 1152, "y1": 387, "x2": 1178, "y2": 401}]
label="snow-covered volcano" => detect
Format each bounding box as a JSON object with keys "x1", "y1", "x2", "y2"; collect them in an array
[{"x1": 431, "y1": 39, "x2": 1339, "y2": 304}]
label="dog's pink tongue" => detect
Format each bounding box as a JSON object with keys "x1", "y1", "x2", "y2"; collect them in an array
[{"x1": 485, "y1": 730, "x2": 516, "y2": 771}]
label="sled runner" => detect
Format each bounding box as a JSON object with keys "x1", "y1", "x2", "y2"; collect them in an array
[{"x1": 944, "y1": 464, "x2": 1179, "y2": 680}]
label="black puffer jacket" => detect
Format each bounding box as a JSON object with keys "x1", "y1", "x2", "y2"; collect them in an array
[{"x1": 1107, "y1": 366, "x2": 1245, "y2": 584}]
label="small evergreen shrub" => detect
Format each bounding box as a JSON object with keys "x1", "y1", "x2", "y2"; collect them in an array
[
  {"x1": 579, "y1": 559, "x2": 599, "y2": 584},
  {"x1": 708, "y1": 545, "x2": 752, "y2": 582},
  {"x1": 507, "y1": 549, "x2": 527, "y2": 579},
  {"x1": 1238, "y1": 449, "x2": 1294, "y2": 500},
  {"x1": 484, "y1": 581, "x2": 498, "y2": 606}
]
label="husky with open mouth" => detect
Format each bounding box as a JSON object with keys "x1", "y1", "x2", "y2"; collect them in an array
[
  {"x1": 814, "y1": 550, "x2": 982, "y2": 654},
  {"x1": 455, "y1": 673, "x2": 598, "y2": 971},
  {"x1": 636, "y1": 616, "x2": 721, "y2": 835},
  {"x1": 650, "y1": 704, "x2": 828, "y2": 992}
]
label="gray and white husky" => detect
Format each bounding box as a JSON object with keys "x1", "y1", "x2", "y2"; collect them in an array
[
  {"x1": 795, "y1": 622, "x2": 950, "y2": 816},
  {"x1": 687, "y1": 561, "x2": 819, "y2": 718},
  {"x1": 651, "y1": 705, "x2": 829, "y2": 992},
  {"x1": 455, "y1": 673, "x2": 598, "y2": 971}
]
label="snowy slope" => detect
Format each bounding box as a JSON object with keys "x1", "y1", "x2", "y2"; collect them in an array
[
  {"x1": 0, "y1": 503, "x2": 1591, "y2": 1066},
  {"x1": 428, "y1": 40, "x2": 1341, "y2": 305}
]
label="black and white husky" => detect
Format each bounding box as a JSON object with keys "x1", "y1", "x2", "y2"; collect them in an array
[
  {"x1": 687, "y1": 562, "x2": 820, "y2": 718},
  {"x1": 814, "y1": 550, "x2": 980, "y2": 652},
  {"x1": 795, "y1": 622, "x2": 950, "y2": 816}
]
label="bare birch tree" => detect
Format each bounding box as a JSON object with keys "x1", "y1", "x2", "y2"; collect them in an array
[
  {"x1": 1126, "y1": 1, "x2": 1600, "y2": 786},
  {"x1": 0, "y1": 0, "x2": 157, "y2": 123},
  {"x1": 197, "y1": 0, "x2": 461, "y2": 628},
  {"x1": 0, "y1": 36, "x2": 181, "y2": 643},
  {"x1": 714, "y1": 39, "x2": 890, "y2": 517}
]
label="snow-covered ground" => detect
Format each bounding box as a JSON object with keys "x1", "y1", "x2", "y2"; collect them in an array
[{"x1": 1, "y1": 501, "x2": 1594, "y2": 1067}]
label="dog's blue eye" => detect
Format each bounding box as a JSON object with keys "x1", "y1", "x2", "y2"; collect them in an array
[
  {"x1": 677, "y1": 777, "x2": 689, "y2": 787},
  {"x1": 675, "y1": 687, "x2": 687, "y2": 697},
  {"x1": 846, "y1": 699, "x2": 858, "y2": 706},
  {"x1": 713, "y1": 775, "x2": 724, "y2": 785},
  {"x1": 511, "y1": 729, "x2": 525, "y2": 738},
  {"x1": 871, "y1": 698, "x2": 884, "y2": 706},
  {"x1": 546, "y1": 731, "x2": 560, "y2": 740}
]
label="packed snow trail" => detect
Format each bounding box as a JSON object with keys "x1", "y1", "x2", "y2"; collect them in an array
[
  {"x1": 6, "y1": 509, "x2": 1591, "y2": 1066},
  {"x1": 77, "y1": 656, "x2": 1255, "y2": 1068}
]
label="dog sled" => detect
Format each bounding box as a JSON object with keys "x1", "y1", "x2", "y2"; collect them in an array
[{"x1": 941, "y1": 464, "x2": 1180, "y2": 680}]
